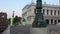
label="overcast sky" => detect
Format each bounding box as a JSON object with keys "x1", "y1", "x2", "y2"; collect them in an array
[{"x1": 0, "y1": 0, "x2": 59, "y2": 18}]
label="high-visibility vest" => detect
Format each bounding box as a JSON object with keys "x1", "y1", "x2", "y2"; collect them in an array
[{"x1": 10, "y1": 16, "x2": 14, "y2": 26}]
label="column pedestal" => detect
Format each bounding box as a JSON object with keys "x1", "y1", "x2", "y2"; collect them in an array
[{"x1": 31, "y1": 28, "x2": 48, "y2": 34}]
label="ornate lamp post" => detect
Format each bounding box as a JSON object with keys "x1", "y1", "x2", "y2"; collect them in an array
[{"x1": 32, "y1": 0, "x2": 47, "y2": 27}]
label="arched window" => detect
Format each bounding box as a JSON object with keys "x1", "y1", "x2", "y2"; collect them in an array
[
  {"x1": 58, "y1": 11, "x2": 60, "y2": 16},
  {"x1": 51, "y1": 19, "x2": 53, "y2": 24},
  {"x1": 43, "y1": 9, "x2": 45, "y2": 14},
  {"x1": 54, "y1": 10, "x2": 56, "y2": 15},
  {"x1": 46, "y1": 19, "x2": 49, "y2": 24},
  {"x1": 47, "y1": 10, "x2": 49, "y2": 15},
  {"x1": 55, "y1": 20, "x2": 57, "y2": 24},
  {"x1": 51, "y1": 10, "x2": 53, "y2": 15},
  {"x1": 58, "y1": 20, "x2": 60, "y2": 23}
]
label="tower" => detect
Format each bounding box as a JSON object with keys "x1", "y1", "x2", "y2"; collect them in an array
[
  {"x1": 13, "y1": 11, "x2": 14, "y2": 17},
  {"x1": 31, "y1": 0, "x2": 35, "y2": 5},
  {"x1": 31, "y1": 0, "x2": 34, "y2": 3},
  {"x1": 32, "y1": 0, "x2": 47, "y2": 27},
  {"x1": 59, "y1": 0, "x2": 60, "y2": 5}
]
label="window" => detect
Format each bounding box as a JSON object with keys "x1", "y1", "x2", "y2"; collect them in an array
[
  {"x1": 47, "y1": 10, "x2": 49, "y2": 15},
  {"x1": 54, "y1": 10, "x2": 56, "y2": 15},
  {"x1": 51, "y1": 10, "x2": 53, "y2": 15},
  {"x1": 55, "y1": 20, "x2": 57, "y2": 24},
  {"x1": 58, "y1": 20, "x2": 60, "y2": 23},
  {"x1": 46, "y1": 19, "x2": 49, "y2": 24}
]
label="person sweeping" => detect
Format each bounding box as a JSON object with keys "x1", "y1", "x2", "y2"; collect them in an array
[{"x1": 22, "y1": 17, "x2": 26, "y2": 26}]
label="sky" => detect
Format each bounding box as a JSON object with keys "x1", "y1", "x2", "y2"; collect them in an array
[{"x1": 0, "y1": 0, "x2": 59, "y2": 18}]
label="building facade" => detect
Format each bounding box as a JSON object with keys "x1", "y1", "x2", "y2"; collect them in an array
[
  {"x1": 22, "y1": 2, "x2": 60, "y2": 25},
  {"x1": 0, "y1": 12, "x2": 8, "y2": 33},
  {"x1": 48, "y1": 25, "x2": 60, "y2": 34}
]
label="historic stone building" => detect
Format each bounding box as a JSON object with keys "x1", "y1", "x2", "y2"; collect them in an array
[
  {"x1": 22, "y1": 2, "x2": 60, "y2": 25},
  {"x1": 0, "y1": 12, "x2": 8, "y2": 33}
]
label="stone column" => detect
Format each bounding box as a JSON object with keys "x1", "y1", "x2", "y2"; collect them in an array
[
  {"x1": 49, "y1": 19, "x2": 51, "y2": 24},
  {"x1": 45, "y1": 9, "x2": 47, "y2": 15},
  {"x1": 59, "y1": 12, "x2": 60, "y2": 16},
  {"x1": 57, "y1": 20, "x2": 58, "y2": 24},
  {"x1": 41, "y1": 9, "x2": 43, "y2": 13},
  {"x1": 53, "y1": 10, "x2": 54, "y2": 16},
  {"x1": 56, "y1": 10, "x2": 58, "y2": 16},
  {"x1": 53, "y1": 20, "x2": 55, "y2": 24}
]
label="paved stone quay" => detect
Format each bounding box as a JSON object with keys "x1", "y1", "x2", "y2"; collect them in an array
[
  {"x1": 10, "y1": 24, "x2": 31, "y2": 34},
  {"x1": 2, "y1": 25, "x2": 10, "y2": 34},
  {"x1": 1, "y1": 24, "x2": 31, "y2": 34},
  {"x1": 3, "y1": 24, "x2": 59, "y2": 34}
]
